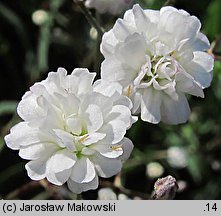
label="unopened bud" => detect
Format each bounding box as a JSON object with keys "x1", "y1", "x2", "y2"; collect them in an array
[
  {"x1": 151, "y1": 175, "x2": 178, "y2": 200},
  {"x1": 32, "y1": 10, "x2": 49, "y2": 26}
]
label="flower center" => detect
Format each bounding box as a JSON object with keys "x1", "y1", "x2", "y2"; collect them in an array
[
  {"x1": 60, "y1": 114, "x2": 95, "y2": 157},
  {"x1": 73, "y1": 134, "x2": 95, "y2": 158},
  {"x1": 133, "y1": 52, "x2": 179, "y2": 91}
]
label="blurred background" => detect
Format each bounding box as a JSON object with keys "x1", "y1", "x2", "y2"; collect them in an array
[{"x1": 0, "y1": 0, "x2": 221, "y2": 200}]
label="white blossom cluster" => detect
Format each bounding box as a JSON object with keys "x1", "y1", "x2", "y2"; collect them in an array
[
  {"x1": 5, "y1": 68, "x2": 134, "y2": 194},
  {"x1": 5, "y1": 4, "x2": 214, "y2": 194},
  {"x1": 101, "y1": 4, "x2": 214, "y2": 124}
]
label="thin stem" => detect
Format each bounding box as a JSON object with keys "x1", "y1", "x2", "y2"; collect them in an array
[
  {"x1": 209, "y1": 33, "x2": 221, "y2": 61},
  {"x1": 39, "y1": 179, "x2": 66, "y2": 200},
  {"x1": 73, "y1": 0, "x2": 104, "y2": 36},
  {"x1": 213, "y1": 34, "x2": 221, "y2": 52},
  {"x1": 164, "y1": 0, "x2": 176, "y2": 6}
]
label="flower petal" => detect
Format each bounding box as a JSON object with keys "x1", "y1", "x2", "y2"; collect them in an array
[
  {"x1": 161, "y1": 93, "x2": 191, "y2": 124},
  {"x1": 92, "y1": 143, "x2": 123, "y2": 159},
  {"x1": 116, "y1": 33, "x2": 147, "y2": 70},
  {"x1": 46, "y1": 150, "x2": 76, "y2": 185},
  {"x1": 101, "y1": 30, "x2": 118, "y2": 55},
  {"x1": 118, "y1": 137, "x2": 134, "y2": 161},
  {"x1": 185, "y1": 61, "x2": 213, "y2": 89},
  {"x1": 71, "y1": 68, "x2": 96, "y2": 95},
  {"x1": 193, "y1": 51, "x2": 214, "y2": 72},
  {"x1": 4, "y1": 122, "x2": 42, "y2": 149},
  {"x1": 92, "y1": 153, "x2": 122, "y2": 178},
  {"x1": 82, "y1": 132, "x2": 106, "y2": 146},
  {"x1": 66, "y1": 117, "x2": 82, "y2": 135},
  {"x1": 17, "y1": 92, "x2": 46, "y2": 121},
  {"x1": 53, "y1": 129, "x2": 76, "y2": 151},
  {"x1": 70, "y1": 157, "x2": 96, "y2": 183},
  {"x1": 85, "y1": 104, "x2": 103, "y2": 133},
  {"x1": 176, "y1": 72, "x2": 204, "y2": 98},
  {"x1": 133, "y1": 4, "x2": 155, "y2": 39},
  {"x1": 19, "y1": 142, "x2": 57, "y2": 160},
  {"x1": 160, "y1": 7, "x2": 201, "y2": 42},
  {"x1": 54, "y1": 169, "x2": 72, "y2": 185},
  {"x1": 194, "y1": 32, "x2": 210, "y2": 50},
  {"x1": 47, "y1": 149, "x2": 76, "y2": 173},
  {"x1": 46, "y1": 168, "x2": 72, "y2": 186},
  {"x1": 25, "y1": 159, "x2": 47, "y2": 181},
  {"x1": 93, "y1": 79, "x2": 123, "y2": 97},
  {"x1": 113, "y1": 19, "x2": 132, "y2": 41},
  {"x1": 101, "y1": 57, "x2": 133, "y2": 85},
  {"x1": 141, "y1": 88, "x2": 162, "y2": 124},
  {"x1": 105, "y1": 105, "x2": 131, "y2": 129},
  {"x1": 67, "y1": 175, "x2": 98, "y2": 194},
  {"x1": 100, "y1": 120, "x2": 127, "y2": 144}
]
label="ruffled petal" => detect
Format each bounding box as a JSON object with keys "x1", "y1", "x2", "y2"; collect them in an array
[
  {"x1": 115, "y1": 33, "x2": 147, "y2": 70},
  {"x1": 25, "y1": 159, "x2": 47, "y2": 181},
  {"x1": 100, "y1": 120, "x2": 127, "y2": 144},
  {"x1": 17, "y1": 92, "x2": 46, "y2": 121},
  {"x1": 71, "y1": 68, "x2": 96, "y2": 95},
  {"x1": 47, "y1": 149, "x2": 76, "y2": 173},
  {"x1": 118, "y1": 137, "x2": 134, "y2": 161},
  {"x1": 82, "y1": 132, "x2": 106, "y2": 146},
  {"x1": 53, "y1": 129, "x2": 76, "y2": 151},
  {"x1": 141, "y1": 88, "x2": 162, "y2": 124},
  {"x1": 161, "y1": 93, "x2": 191, "y2": 124},
  {"x1": 85, "y1": 104, "x2": 103, "y2": 133},
  {"x1": 101, "y1": 30, "x2": 118, "y2": 55},
  {"x1": 92, "y1": 153, "x2": 122, "y2": 178},
  {"x1": 105, "y1": 105, "x2": 131, "y2": 128},
  {"x1": 91, "y1": 143, "x2": 123, "y2": 159},
  {"x1": 66, "y1": 117, "x2": 82, "y2": 135},
  {"x1": 67, "y1": 175, "x2": 98, "y2": 194},
  {"x1": 70, "y1": 157, "x2": 96, "y2": 183},
  {"x1": 4, "y1": 122, "x2": 42, "y2": 149},
  {"x1": 19, "y1": 142, "x2": 57, "y2": 160},
  {"x1": 101, "y1": 57, "x2": 133, "y2": 85},
  {"x1": 93, "y1": 79, "x2": 122, "y2": 97}
]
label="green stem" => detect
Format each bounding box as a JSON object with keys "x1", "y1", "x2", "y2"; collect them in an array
[{"x1": 73, "y1": 0, "x2": 104, "y2": 36}]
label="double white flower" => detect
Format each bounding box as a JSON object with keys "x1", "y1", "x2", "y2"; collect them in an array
[
  {"x1": 4, "y1": 4, "x2": 214, "y2": 194},
  {"x1": 85, "y1": 0, "x2": 132, "y2": 15},
  {"x1": 5, "y1": 68, "x2": 134, "y2": 194},
  {"x1": 101, "y1": 4, "x2": 214, "y2": 124}
]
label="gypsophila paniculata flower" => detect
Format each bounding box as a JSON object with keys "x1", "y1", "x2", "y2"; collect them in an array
[
  {"x1": 100, "y1": 4, "x2": 214, "y2": 124},
  {"x1": 4, "y1": 68, "x2": 135, "y2": 194}
]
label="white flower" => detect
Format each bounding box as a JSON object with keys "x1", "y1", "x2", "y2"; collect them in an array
[
  {"x1": 167, "y1": 146, "x2": 188, "y2": 169},
  {"x1": 146, "y1": 162, "x2": 164, "y2": 178},
  {"x1": 100, "y1": 4, "x2": 214, "y2": 124},
  {"x1": 98, "y1": 188, "x2": 117, "y2": 200},
  {"x1": 85, "y1": 0, "x2": 132, "y2": 15},
  {"x1": 4, "y1": 68, "x2": 134, "y2": 194}
]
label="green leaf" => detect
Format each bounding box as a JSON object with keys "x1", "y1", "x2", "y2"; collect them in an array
[
  {"x1": 182, "y1": 125, "x2": 199, "y2": 148},
  {"x1": 0, "y1": 101, "x2": 17, "y2": 116},
  {"x1": 0, "y1": 2, "x2": 30, "y2": 49},
  {"x1": 204, "y1": 0, "x2": 221, "y2": 39},
  {"x1": 187, "y1": 154, "x2": 202, "y2": 183}
]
